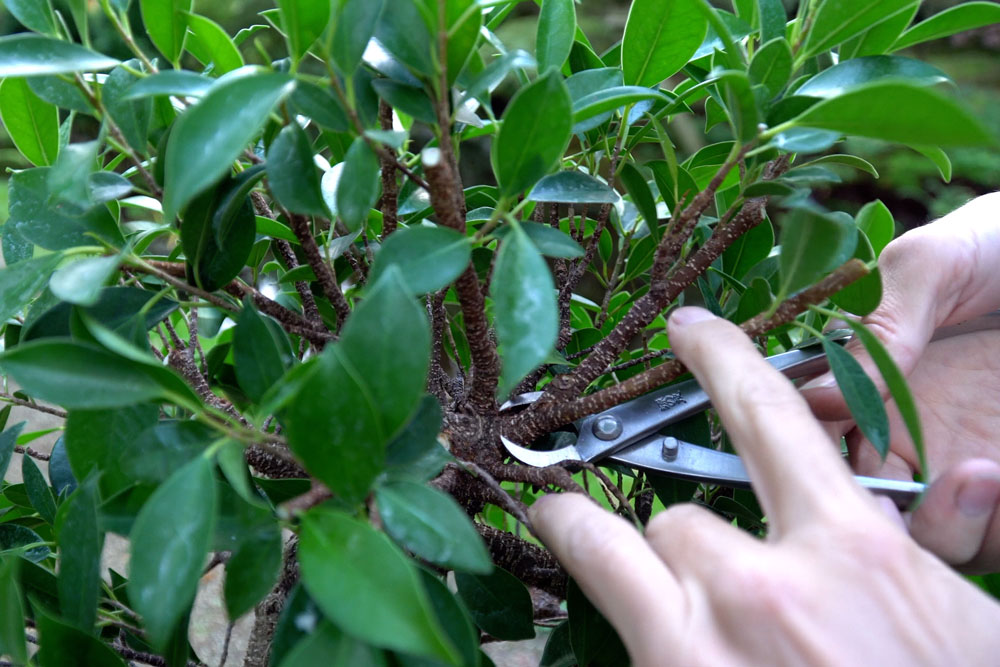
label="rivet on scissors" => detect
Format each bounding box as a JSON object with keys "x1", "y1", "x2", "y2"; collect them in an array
[
  {"x1": 661, "y1": 437, "x2": 679, "y2": 461},
  {"x1": 592, "y1": 415, "x2": 623, "y2": 440}
]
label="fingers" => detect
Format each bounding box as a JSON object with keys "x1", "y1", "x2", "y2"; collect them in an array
[
  {"x1": 908, "y1": 459, "x2": 1000, "y2": 571},
  {"x1": 668, "y1": 308, "x2": 870, "y2": 532},
  {"x1": 646, "y1": 503, "x2": 764, "y2": 579},
  {"x1": 528, "y1": 493, "x2": 682, "y2": 648}
]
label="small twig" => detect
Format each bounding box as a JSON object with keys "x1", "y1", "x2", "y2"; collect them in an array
[
  {"x1": 14, "y1": 446, "x2": 50, "y2": 462},
  {"x1": 580, "y1": 462, "x2": 642, "y2": 528},
  {"x1": 460, "y1": 460, "x2": 535, "y2": 535},
  {"x1": 280, "y1": 481, "x2": 332, "y2": 516},
  {"x1": 0, "y1": 393, "x2": 67, "y2": 418},
  {"x1": 219, "y1": 621, "x2": 235, "y2": 667},
  {"x1": 607, "y1": 347, "x2": 674, "y2": 374}
]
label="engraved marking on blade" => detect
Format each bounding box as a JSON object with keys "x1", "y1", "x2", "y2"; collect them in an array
[{"x1": 654, "y1": 391, "x2": 686, "y2": 411}]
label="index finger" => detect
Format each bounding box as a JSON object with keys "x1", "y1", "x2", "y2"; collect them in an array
[{"x1": 668, "y1": 307, "x2": 873, "y2": 533}]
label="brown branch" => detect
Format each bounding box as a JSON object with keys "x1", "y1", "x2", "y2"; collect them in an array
[
  {"x1": 460, "y1": 460, "x2": 534, "y2": 533},
  {"x1": 427, "y1": 292, "x2": 450, "y2": 403},
  {"x1": 477, "y1": 524, "x2": 567, "y2": 598},
  {"x1": 378, "y1": 100, "x2": 400, "y2": 238},
  {"x1": 14, "y1": 446, "x2": 50, "y2": 462},
  {"x1": 581, "y1": 461, "x2": 642, "y2": 527},
  {"x1": 285, "y1": 211, "x2": 351, "y2": 329},
  {"x1": 0, "y1": 394, "x2": 67, "y2": 418}
]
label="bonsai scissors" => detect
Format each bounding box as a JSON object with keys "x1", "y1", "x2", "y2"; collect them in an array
[{"x1": 501, "y1": 312, "x2": 1000, "y2": 507}]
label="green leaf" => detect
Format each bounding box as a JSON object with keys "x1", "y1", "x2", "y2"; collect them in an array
[
  {"x1": 893, "y1": 2, "x2": 1000, "y2": 51},
  {"x1": 185, "y1": 12, "x2": 244, "y2": 75},
  {"x1": 854, "y1": 199, "x2": 894, "y2": 255},
  {"x1": 757, "y1": 0, "x2": 786, "y2": 44},
  {"x1": 622, "y1": 0, "x2": 707, "y2": 86},
  {"x1": 139, "y1": 0, "x2": 192, "y2": 64},
  {"x1": 0, "y1": 34, "x2": 119, "y2": 76},
  {"x1": 121, "y1": 420, "x2": 216, "y2": 484},
  {"x1": 795, "y1": 56, "x2": 951, "y2": 99},
  {"x1": 777, "y1": 208, "x2": 857, "y2": 298},
  {"x1": 283, "y1": 268, "x2": 429, "y2": 503},
  {"x1": 0, "y1": 340, "x2": 188, "y2": 409},
  {"x1": 800, "y1": 154, "x2": 879, "y2": 179},
  {"x1": 328, "y1": 0, "x2": 384, "y2": 76},
  {"x1": 788, "y1": 81, "x2": 995, "y2": 147},
  {"x1": 839, "y1": 319, "x2": 926, "y2": 475},
  {"x1": 567, "y1": 578, "x2": 628, "y2": 666},
  {"x1": 537, "y1": 0, "x2": 575, "y2": 73},
  {"x1": 0, "y1": 556, "x2": 27, "y2": 665},
  {"x1": 492, "y1": 223, "x2": 559, "y2": 398},
  {"x1": 0, "y1": 78, "x2": 58, "y2": 166},
  {"x1": 839, "y1": 1, "x2": 919, "y2": 58},
  {"x1": 369, "y1": 226, "x2": 471, "y2": 295},
  {"x1": 49, "y1": 255, "x2": 122, "y2": 307},
  {"x1": 771, "y1": 127, "x2": 840, "y2": 153},
  {"x1": 162, "y1": 71, "x2": 295, "y2": 223},
  {"x1": 289, "y1": 81, "x2": 349, "y2": 131},
  {"x1": 180, "y1": 175, "x2": 257, "y2": 292},
  {"x1": 371, "y1": 79, "x2": 436, "y2": 124},
  {"x1": 829, "y1": 230, "x2": 881, "y2": 316},
  {"x1": 492, "y1": 222, "x2": 584, "y2": 259},
  {"x1": 103, "y1": 62, "x2": 153, "y2": 154},
  {"x1": 234, "y1": 302, "x2": 294, "y2": 404},
  {"x1": 735, "y1": 276, "x2": 772, "y2": 322},
  {"x1": 620, "y1": 163, "x2": 659, "y2": 241},
  {"x1": 528, "y1": 171, "x2": 618, "y2": 204},
  {"x1": 0, "y1": 422, "x2": 26, "y2": 482},
  {"x1": 34, "y1": 603, "x2": 126, "y2": 667},
  {"x1": 376, "y1": 480, "x2": 492, "y2": 574},
  {"x1": 54, "y1": 475, "x2": 103, "y2": 632},
  {"x1": 336, "y1": 137, "x2": 380, "y2": 232},
  {"x1": 1, "y1": 0, "x2": 58, "y2": 34},
  {"x1": 224, "y1": 526, "x2": 281, "y2": 619},
  {"x1": 417, "y1": 570, "x2": 480, "y2": 667},
  {"x1": 748, "y1": 38, "x2": 792, "y2": 98},
  {"x1": 0, "y1": 254, "x2": 63, "y2": 324},
  {"x1": 65, "y1": 406, "x2": 160, "y2": 499},
  {"x1": 121, "y1": 70, "x2": 213, "y2": 100},
  {"x1": 384, "y1": 394, "x2": 451, "y2": 482},
  {"x1": 438, "y1": 0, "x2": 482, "y2": 85},
  {"x1": 267, "y1": 123, "x2": 329, "y2": 217},
  {"x1": 492, "y1": 70, "x2": 573, "y2": 198},
  {"x1": 573, "y1": 86, "x2": 668, "y2": 126},
  {"x1": 454, "y1": 567, "x2": 534, "y2": 641},
  {"x1": 128, "y1": 455, "x2": 217, "y2": 650},
  {"x1": 277, "y1": 620, "x2": 386, "y2": 667},
  {"x1": 801, "y1": 0, "x2": 914, "y2": 58},
  {"x1": 298, "y1": 508, "x2": 459, "y2": 664},
  {"x1": 0, "y1": 524, "x2": 50, "y2": 562},
  {"x1": 22, "y1": 455, "x2": 56, "y2": 525},
  {"x1": 911, "y1": 144, "x2": 952, "y2": 183},
  {"x1": 277, "y1": 0, "x2": 331, "y2": 65},
  {"x1": 821, "y1": 337, "x2": 890, "y2": 459}
]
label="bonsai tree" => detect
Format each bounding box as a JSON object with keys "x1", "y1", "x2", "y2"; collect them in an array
[{"x1": 0, "y1": 0, "x2": 996, "y2": 664}]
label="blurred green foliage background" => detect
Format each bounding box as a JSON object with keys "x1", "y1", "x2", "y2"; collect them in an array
[{"x1": 1, "y1": 0, "x2": 997, "y2": 231}]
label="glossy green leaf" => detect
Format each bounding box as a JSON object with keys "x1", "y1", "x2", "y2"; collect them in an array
[
  {"x1": 757, "y1": 0, "x2": 786, "y2": 44},
  {"x1": 22, "y1": 455, "x2": 56, "y2": 525},
  {"x1": 748, "y1": 38, "x2": 792, "y2": 98},
  {"x1": 224, "y1": 526, "x2": 281, "y2": 619},
  {"x1": 283, "y1": 268, "x2": 429, "y2": 502},
  {"x1": 492, "y1": 223, "x2": 559, "y2": 398},
  {"x1": 894, "y1": 2, "x2": 1000, "y2": 51},
  {"x1": 336, "y1": 137, "x2": 380, "y2": 232},
  {"x1": 801, "y1": 154, "x2": 879, "y2": 179},
  {"x1": 911, "y1": 144, "x2": 952, "y2": 183},
  {"x1": 298, "y1": 508, "x2": 459, "y2": 664},
  {"x1": 492, "y1": 222, "x2": 584, "y2": 259},
  {"x1": 49, "y1": 255, "x2": 122, "y2": 307},
  {"x1": 788, "y1": 81, "x2": 995, "y2": 147},
  {"x1": 234, "y1": 301, "x2": 294, "y2": 404},
  {"x1": 620, "y1": 163, "x2": 659, "y2": 241},
  {"x1": 121, "y1": 70, "x2": 213, "y2": 100},
  {"x1": 48, "y1": 437, "x2": 77, "y2": 497},
  {"x1": 371, "y1": 79, "x2": 436, "y2": 124},
  {"x1": 34, "y1": 603, "x2": 126, "y2": 667},
  {"x1": 622, "y1": 0, "x2": 707, "y2": 86},
  {"x1": 0, "y1": 254, "x2": 63, "y2": 324},
  {"x1": 796, "y1": 56, "x2": 951, "y2": 99},
  {"x1": 0, "y1": 34, "x2": 119, "y2": 76},
  {"x1": 839, "y1": 1, "x2": 919, "y2": 58},
  {"x1": 376, "y1": 0, "x2": 435, "y2": 79},
  {"x1": 162, "y1": 71, "x2": 295, "y2": 223},
  {"x1": 47, "y1": 138, "x2": 102, "y2": 210},
  {"x1": 139, "y1": 0, "x2": 192, "y2": 64},
  {"x1": 777, "y1": 208, "x2": 857, "y2": 298},
  {"x1": 103, "y1": 62, "x2": 153, "y2": 154},
  {"x1": 376, "y1": 480, "x2": 491, "y2": 573},
  {"x1": 328, "y1": 0, "x2": 384, "y2": 75},
  {"x1": 267, "y1": 123, "x2": 328, "y2": 217},
  {"x1": 493, "y1": 70, "x2": 572, "y2": 198},
  {"x1": 277, "y1": 0, "x2": 331, "y2": 65},
  {"x1": 441, "y1": 0, "x2": 483, "y2": 85},
  {"x1": 528, "y1": 171, "x2": 618, "y2": 205},
  {"x1": 454, "y1": 567, "x2": 534, "y2": 641},
  {"x1": 723, "y1": 216, "x2": 773, "y2": 281},
  {"x1": 0, "y1": 524, "x2": 50, "y2": 562},
  {"x1": 854, "y1": 199, "x2": 894, "y2": 255},
  {"x1": 830, "y1": 230, "x2": 881, "y2": 316},
  {"x1": 369, "y1": 226, "x2": 471, "y2": 295},
  {"x1": 771, "y1": 127, "x2": 840, "y2": 153},
  {"x1": 0, "y1": 556, "x2": 27, "y2": 665},
  {"x1": 840, "y1": 319, "x2": 926, "y2": 474},
  {"x1": 801, "y1": 0, "x2": 913, "y2": 58},
  {"x1": 54, "y1": 475, "x2": 102, "y2": 632},
  {"x1": 180, "y1": 175, "x2": 257, "y2": 291},
  {"x1": 121, "y1": 420, "x2": 216, "y2": 484},
  {"x1": 277, "y1": 620, "x2": 385, "y2": 667},
  {"x1": 128, "y1": 455, "x2": 217, "y2": 650},
  {"x1": 735, "y1": 276, "x2": 772, "y2": 322},
  {"x1": 567, "y1": 578, "x2": 628, "y2": 666},
  {"x1": 418, "y1": 570, "x2": 480, "y2": 667},
  {"x1": 573, "y1": 85, "x2": 668, "y2": 125},
  {"x1": 1, "y1": 0, "x2": 58, "y2": 34},
  {"x1": 384, "y1": 395, "x2": 451, "y2": 482},
  {"x1": 537, "y1": 0, "x2": 575, "y2": 73},
  {"x1": 721, "y1": 70, "x2": 759, "y2": 142},
  {"x1": 289, "y1": 81, "x2": 348, "y2": 131},
  {"x1": 0, "y1": 422, "x2": 26, "y2": 482},
  {"x1": 185, "y1": 12, "x2": 244, "y2": 75},
  {"x1": 821, "y1": 337, "x2": 890, "y2": 459},
  {"x1": 0, "y1": 78, "x2": 58, "y2": 166}
]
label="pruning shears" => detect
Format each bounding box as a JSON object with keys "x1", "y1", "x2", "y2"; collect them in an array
[{"x1": 501, "y1": 312, "x2": 1000, "y2": 508}]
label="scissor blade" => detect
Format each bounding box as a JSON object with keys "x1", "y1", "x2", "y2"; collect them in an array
[{"x1": 500, "y1": 435, "x2": 583, "y2": 466}]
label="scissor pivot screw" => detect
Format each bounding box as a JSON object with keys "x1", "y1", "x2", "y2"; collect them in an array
[
  {"x1": 661, "y1": 437, "x2": 679, "y2": 461},
  {"x1": 592, "y1": 415, "x2": 623, "y2": 440}
]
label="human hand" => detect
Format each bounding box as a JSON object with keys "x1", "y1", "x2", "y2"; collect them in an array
[
  {"x1": 802, "y1": 193, "x2": 1000, "y2": 570},
  {"x1": 530, "y1": 308, "x2": 1000, "y2": 666}
]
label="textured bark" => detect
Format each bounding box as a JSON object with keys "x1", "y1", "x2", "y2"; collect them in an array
[
  {"x1": 243, "y1": 538, "x2": 299, "y2": 667},
  {"x1": 378, "y1": 100, "x2": 400, "y2": 237},
  {"x1": 286, "y1": 213, "x2": 351, "y2": 329}
]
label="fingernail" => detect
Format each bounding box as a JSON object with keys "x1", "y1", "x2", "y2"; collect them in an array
[
  {"x1": 669, "y1": 307, "x2": 715, "y2": 328},
  {"x1": 957, "y1": 476, "x2": 1000, "y2": 517},
  {"x1": 801, "y1": 373, "x2": 836, "y2": 391}
]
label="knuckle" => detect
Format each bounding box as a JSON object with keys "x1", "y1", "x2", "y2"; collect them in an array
[
  {"x1": 646, "y1": 503, "x2": 707, "y2": 544},
  {"x1": 717, "y1": 558, "x2": 804, "y2": 618}
]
